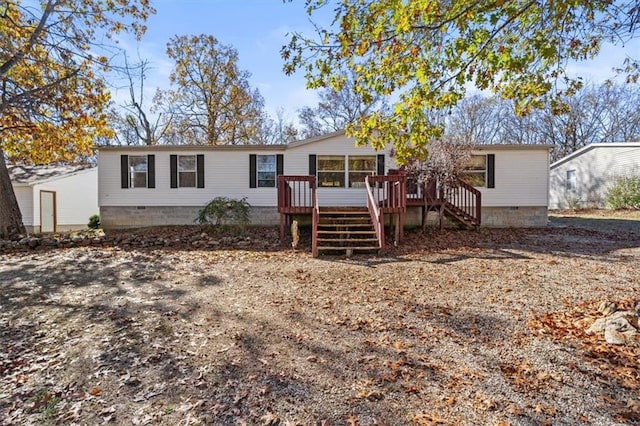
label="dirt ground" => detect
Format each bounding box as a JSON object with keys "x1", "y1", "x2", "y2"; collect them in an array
[{"x1": 1, "y1": 211, "x2": 639, "y2": 425}]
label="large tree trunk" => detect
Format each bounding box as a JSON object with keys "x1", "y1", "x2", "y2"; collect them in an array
[{"x1": 0, "y1": 147, "x2": 26, "y2": 239}]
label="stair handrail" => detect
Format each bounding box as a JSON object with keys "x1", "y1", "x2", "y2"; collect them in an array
[
  {"x1": 443, "y1": 177, "x2": 482, "y2": 226},
  {"x1": 311, "y1": 179, "x2": 319, "y2": 257},
  {"x1": 365, "y1": 175, "x2": 384, "y2": 250}
]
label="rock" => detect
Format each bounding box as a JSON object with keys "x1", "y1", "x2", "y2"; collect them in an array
[
  {"x1": 586, "y1": 318, "x2": 607, "y2": 335},
  {"x1": 608, "y1": 311, "x2": 639, "y2": 329},
  {"x1": 604, "y1": 328, "x2": 626, "y2": 345},
  {"x1": 636, "y1": 301, "x2": 640, "y2": 318},
  {"x1": 597, "y1": 301, "x2": 617, "y2": 316},
  {"x1": 41, "y1": 237, "x2": 57, "y2": 246},
  {"x1": 71, "y1": 236, "x2": 84, "y2": 243}
]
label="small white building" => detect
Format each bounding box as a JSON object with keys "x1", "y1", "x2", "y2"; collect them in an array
[
  {"x1": 549, "y1": 143, "x2": 640, "y2": 209},
  {"x1": 97, "y1": 132, "x2": 551, "y2": 229},
  {"x1": 9, "y1": 164, "x2": 99, "y2": 233}
]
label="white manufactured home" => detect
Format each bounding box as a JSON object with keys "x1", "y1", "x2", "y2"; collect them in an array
[
  {"x1": 98, "y1": 132, "x2": 551, "y2": 233},
  {"x1": 549, "y1": 142, "x2": 640, "y2": 209},
  {"x1": 9, "y1": 164, "x2": 98, "y2": 233}
]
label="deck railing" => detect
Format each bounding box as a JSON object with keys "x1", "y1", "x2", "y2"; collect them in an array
[
  {"x1": 278, "y1": 175, "x2": 317, "y2": 242},
  {"x1": 442, "y1": 179, "x2": 482, "y2": 226},
  {"x1": 277, "y1": 175, "x2": 316, "y2": 213},
  {"x1": 311, "y1": 185, "x2": 320, "y2": 257},
  {"x1": 391, "y1": 171, "x2": 481, "y2": 227},
  {"x1": 366, "y1": 174, "x2": 407, "y2": 213},
  {"x1": 365, "y1": 176, "x2": 384, "y2": 250}
]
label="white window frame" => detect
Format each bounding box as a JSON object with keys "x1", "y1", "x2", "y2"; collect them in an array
[
  {"x1": 129, "y1": 155, "x2": 148, "y2": 188},
  {"x1": 178, "y1": 155, "x2": 197, "y2": 188},
  {"x1": 317, "y1": 155, "x2": 346, "y2": 188},
  {"x1": 257, "y1": 155, "x2": 277, "y2": 188},
  {"x1": 566, "y1": 169, "x2": 577, "y2": 192},
  {"x1": 348, "y1": 155, "x2": 377, "y2": 188},
  {"x1": 461, "y1": 155, "x2": 487, "y2": 187}
]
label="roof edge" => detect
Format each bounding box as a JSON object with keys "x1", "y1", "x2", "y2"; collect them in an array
[{"x1": 550, "y1": 142, "x2": 640, "y2": 169}]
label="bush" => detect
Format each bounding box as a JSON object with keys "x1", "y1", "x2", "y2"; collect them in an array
[
  {"x1": 606, "y1": 174, "x2": 640, "y2": 209},
  {"x1": 196, "y1": 197, "x2": 251, "y2": 228},
  {"x1": 87, "y1": 214, "x2": 101, "y2": 229},
  {"x1": 564, "y1": 193, "x2": 581, "y2": 210}
]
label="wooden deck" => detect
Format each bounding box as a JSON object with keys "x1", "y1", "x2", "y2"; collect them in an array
[{"x1": 277, "y1": 173, "x2": 481, "y2": 256}]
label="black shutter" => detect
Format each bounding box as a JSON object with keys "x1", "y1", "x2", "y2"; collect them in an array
[
  {"x1": 120, "y1": 155, "x2": 129, "y2": 188},
  {"x1": 487, "y1": 154, "x2": 495, "y2": 189},
  {"x1": 376, "y1": 154, "x2": 386, "y2": 188},
  {"x1": 147, "y1": 154, "x2": 155, "y2": 188},
  {"x1": 197, "y1": 154, "x2": 205, "y2": 188},
  {"x1": 276, "y1": 154, "x2": 284, "y2": 177},
  {"x1": 249, "y1": 154, "x2": 257, "y2": 188},
  {"x1": 308, "y1": 154, "x2": 316, "y2": 176},
  {"x1": 377, "y1": 154, "x2": 385, "y2": 175},
  {"x1": 170, "y1": 155, "x2": 178, "y2": 188}
]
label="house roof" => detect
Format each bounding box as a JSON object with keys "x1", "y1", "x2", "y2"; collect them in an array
[
  {"x1": 97, "y1": 130, "x2": 553, "y2": 153},
  {"x1": 9, "y1": 164, "x2": 96, "y2": 186},
  {"x1": 550, "y1": 142, "x2": 640, "y2": 169}
]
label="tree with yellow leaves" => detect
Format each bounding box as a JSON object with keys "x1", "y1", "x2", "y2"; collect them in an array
[
  {"x1": 0, "y1": 0, "x2": 154, "y2": 238},
  {"x1": 283, "y1": 0, "x2": 640, "y2": 165}
]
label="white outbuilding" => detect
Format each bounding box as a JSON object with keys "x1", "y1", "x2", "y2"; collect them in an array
[
  {"x1": 549, "y1": 143, "x2": 640, "y2": 209},
  {"x1": 9, "y1": 164, "x2": 99, "y2": 233}
]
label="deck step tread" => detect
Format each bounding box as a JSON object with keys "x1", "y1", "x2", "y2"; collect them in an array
[
  {"x1": 318, "y1": 238, "x2": 379, "y2": 243},
  {"x1": 317, "y1": 230, "x2": 377, "y2": 235},
  {"x1": 319, "y1": 211, "x2": 369, "y2": 215},
  {"x1": 317, "y1": 246, "x2": 380, "y2": 251},
  {"x1": 317, "y1": 223, "x2": 373, "y2": 228}
]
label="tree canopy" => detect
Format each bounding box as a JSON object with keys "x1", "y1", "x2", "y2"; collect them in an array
[
  {"x1": 157, "y1": 34, "x2": 267, "y2": 145},
  {"x1": 298, "y1": 72, "x2": 387, "y2": 139},
  {"x1": 0, "y1": 0, "x2": 154, "y2": 237},
  {"x1": 1, "y1": 0, "x2": 154, "y2": 161},
  {"x1": 283, "y1": 0, "x2": 640, "y2": 164}
]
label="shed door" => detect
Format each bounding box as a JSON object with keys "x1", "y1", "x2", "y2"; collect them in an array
[{"x1": 40, "y1": 190, "x2": 56, "y2": 233}]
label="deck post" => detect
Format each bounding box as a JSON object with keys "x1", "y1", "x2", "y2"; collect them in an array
[{"x1": 280, "y1": 213, "x2": 286, "y2": 243}]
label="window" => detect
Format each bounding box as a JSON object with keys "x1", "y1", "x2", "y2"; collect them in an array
[
  {"x1": 178, "y1": 155, "x2": 196, "y2": 188},
  {"x1": 129, "y1": 156, "x2": 148, "y2": 188},
  {"x1": 170, "y1": 154, "x2": 203, "y2": 188},
  {"x1": 461, "y1": 155, "x2": 486, "y2": 187},
  {"x1": 257, "y1": 155, "x2": 276, "y2": 187},
  {"x1": 317, "y1": 156, "x2": 346, "y2": 187},
  {"x1": 566, "y1": 170, "x2": 577, "y2": 192},
  {"x1": 348, "y1": 156, "x2": 376, "y2": 187}
]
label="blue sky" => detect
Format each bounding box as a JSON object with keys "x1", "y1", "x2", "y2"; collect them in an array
[{"x1": 112, "y1": 0, "x2": 640, "y2": 123}]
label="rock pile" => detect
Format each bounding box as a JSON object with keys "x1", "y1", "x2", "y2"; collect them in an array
[
  {"x1": 585, "y1": 301, "x2": 640, "y2": 345},
  {"x1": 0, "y1": 228, "x2": 282, "y2": 253}
]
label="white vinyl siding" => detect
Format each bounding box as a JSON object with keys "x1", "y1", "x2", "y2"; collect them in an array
[
  {"x1": 98, "y1": 135, "x2": 550, "y2": 210},
  {"x1": 479, "y1": 149, "x2": 548, "y2": 207},
  {"x1": 32, "y1": 169, "x2": 98, "y2": 228},
  {"x1": 549, "y1": 144, "x2": 640, "y2": 209},
  {"x1": 13, "y1": 186, "x2": 34, "y2": 226},
  {"x1": 101, "y1": 150, "x2": 281, "y2": 207}
]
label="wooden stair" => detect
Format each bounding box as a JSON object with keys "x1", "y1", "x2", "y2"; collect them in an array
[
  {"x1": 316, "y1": 207, "x2": 380, "y2": 255},
  {"x1": 443, "y1": 203, "x2": 480, "y2": 229}
]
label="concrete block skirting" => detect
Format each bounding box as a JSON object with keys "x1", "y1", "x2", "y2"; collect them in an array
[
  {"x1": 101, "y1": 205, "x2": 548, "y2": 230},
  {"x1": 100, "y1": 206, "x2": 281, "y2": 229},
  {"x1": 403, "y1": 206, "x2": 548, "y2": 228},
  {"x1": 481, "y1": 206, "x2": 548, "y2": 227}
]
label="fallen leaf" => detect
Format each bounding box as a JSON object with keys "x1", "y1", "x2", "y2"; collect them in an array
[{"x1": 260, "y1": 411, "x2": 279, "y2": 425}]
